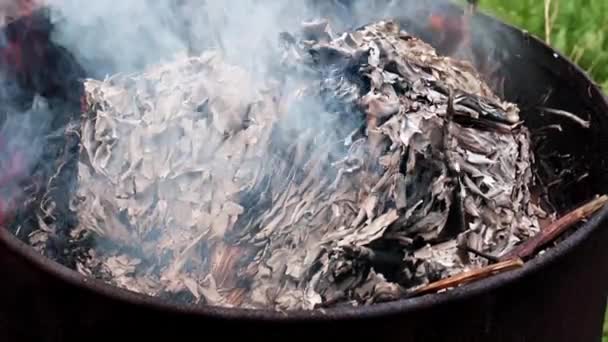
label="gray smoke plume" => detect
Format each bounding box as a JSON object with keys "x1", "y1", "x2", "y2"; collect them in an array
[
  {"x1": 0, "y1": 0, "x2": 489, "y2": 240},
  {"x1": 46, "y1": 0, "x2": 455, "y2": 77},
  {"x1": 0, "y1": 86, "x2": 52, "y2": 224}
]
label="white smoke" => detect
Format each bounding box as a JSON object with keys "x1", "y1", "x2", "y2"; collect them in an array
[{"x1": 45, "y1": 0, "x2": 452, "y2": 77}]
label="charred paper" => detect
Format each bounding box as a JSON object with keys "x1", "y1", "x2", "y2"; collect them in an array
[{"x1": 36, "y1": 20, "x2": 544, "y2": 310}]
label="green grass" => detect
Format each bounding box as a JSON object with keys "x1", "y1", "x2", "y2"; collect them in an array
[
  {"x1": 604, "y1": 311, "x2": 608, "y2": 342},
  {"x1": 478, "y1": 0, "x2": 608, "y2": 91},
  {"x1": 475, "y1": 1, "x2": 608, "y2": 340}
]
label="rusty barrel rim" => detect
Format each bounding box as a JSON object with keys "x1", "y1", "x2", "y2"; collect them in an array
[{"x1": 1, "y1": 11, "x2": 608, "y2": 321}]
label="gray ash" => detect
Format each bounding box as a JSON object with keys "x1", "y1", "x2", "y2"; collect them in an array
[{"x1": 27, "y1": 19, "x2": 544, "y2": 310}]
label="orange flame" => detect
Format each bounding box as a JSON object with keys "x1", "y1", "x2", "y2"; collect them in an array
[{"x1": 425, "y1": 6, "x2": 477, "y2": 64}]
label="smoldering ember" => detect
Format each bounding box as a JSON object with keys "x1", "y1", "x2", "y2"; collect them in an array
[{"x1": 27, "y1": 19, "x2": 548, "y2": 310}]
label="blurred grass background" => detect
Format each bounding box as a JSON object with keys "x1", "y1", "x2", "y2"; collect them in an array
[
  {"x1": 476, "y1": 1, "x2": 608, "y2": 340},
  {"x1": 479, "y1": 0, "x2": 608, "y2": 91}
]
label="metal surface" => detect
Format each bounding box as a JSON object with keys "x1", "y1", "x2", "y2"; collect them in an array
[{"x1": 1, "y1": 3, "x2": 608, "y2": 341}]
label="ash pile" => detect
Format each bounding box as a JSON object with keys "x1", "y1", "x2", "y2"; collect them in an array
[{"x1": 35, "y1": 20, "x2": 544, "y2": 310}]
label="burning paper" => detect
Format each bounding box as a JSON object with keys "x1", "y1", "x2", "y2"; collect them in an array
[{"x1": 40, "y1": 20, "x2": 543, "y2": 310}]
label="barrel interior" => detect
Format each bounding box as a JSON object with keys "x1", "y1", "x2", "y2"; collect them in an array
[{"x1": 0, "y1": 2, "x2": 607, "y2": 341}]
